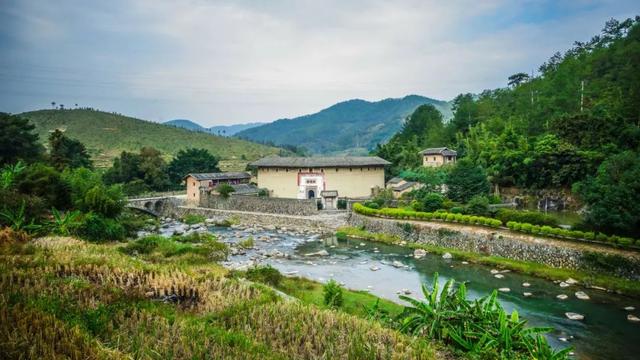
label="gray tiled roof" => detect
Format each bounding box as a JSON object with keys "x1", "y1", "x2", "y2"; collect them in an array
[
  {"x1": 419, "y1": 147, "x2": 457, "y2": 156},
  {"x1": 392, "y1": 181, "x2": 418, "y2": 192},
  {"x1": 249, "y1": 156, "x2": 390, "y2": 168},
  {"x1": 386, "y1": 177, "x2": 404, "y2": 184},
  {"x1": 185, "y1": 172, "x2": 251, "y2": 181}
]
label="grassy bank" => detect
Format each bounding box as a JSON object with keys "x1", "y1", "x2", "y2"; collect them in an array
[
  {"x1": 0, "y1": 234, "x2": 439, "y2": 359},
  {"x1": 338, "y1": 226, "x2": 640, "y2": 298}
]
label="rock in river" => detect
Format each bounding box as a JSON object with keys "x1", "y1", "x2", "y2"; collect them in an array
[
  {"x1": 494, "y1": 274, "x2": 504, "y2": 279},
  {"x1": 392, "y1": 261, "x2": 406, "y2": 268},
  {"x1": 624, "y1": 306, "x2": 636, "y2": 311},
  {"x1": 413, "y1": 249, "x2": 427, "y2": 259},
  {"x1": 557, "y1": 294, "x2": 569, "y2": 300},
  {"x1": 523, "y1": 292, "x2": 533, "y2": 297},
  {"x1": 305, "y1": 250, "x2": 329, "y2": 257},
  {"x1": 442, "y1": 252, "x2": 452, "y2": 259},
  {"x1": 522, "y1": 282, "x2": 531, "y2": 287},
  {"x1": 565, "y1": 312, "x2": 585, "y2": 321},
  {"x1": 498, "y1": 288, "x2": 510, "y2": 292},
  {"x1": 627, "y1": 314, "x2": 640, "y2": 323},
  {"x1": 370, "y1": 266, "x2": 381, "y2": 271},
  {"x1": 575, "y1": 291, "x2": 590, "y2": 300}
]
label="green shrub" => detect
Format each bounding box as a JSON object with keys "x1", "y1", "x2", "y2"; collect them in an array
[
  {"x1": 520, "y1": 223, "x2": 533, "y2": 233},
  {"x1": 490, "y1": 219, "x2": 502, "y2": 228},
  {"x1": 120, "y1": 235, "x2": 160, "y2": 255},
  {"x1": 246, "y1": 265, "x2": 283, "y2": 286},
  {"x1": 335, "y1": 231, "x2": 347, "y2": 241},
  {"x1": 182, "y1": 213, "x2": 205, "y2": 225},
  {"x1": 596, "y1": 233, "x2": 608, "y2": 242},
  {"x1": 445, "y1": 214, "x2": 456, "y2": 222},
  {"x1": 77, "y1": 213, "x2": 125, "y2": 242},
  {"x1": 466, "y1": 195, "x2": 490, "y2": 216},
  {"x1": 449, "y1": 206, "x2": 464, "y2": 214},
  {"x1": 337, "y1": 199, "x2": 347, "y2": 210},
  {"x1": 530, "y1": 225, "x2": 541, "y2": 234},
  {"x1": 584, "y1": 232, "x2": 596, "y2": 240},
  {"x1": 495, "y1": 209, "x2": 558, "y2": 227},
  {"x1": 549, "y1": 227, "x2": 562, "y2": 236},
  {"x1": 540, "y1": 226, "x2": 553, "y2": 235},
  {"x1": 323, "y1": 279, "x2": 343, "y2": 308},
  {"x1": 461, "y1": 215, "x2": 471, "y2": 224},
  {"x1": 216, "y1": 183, "x2": 235, "y2": 198},
  {"x1": 238, "y1": 236, "x2": 254, "y2": 249},
  {"x1": 364, "y1": 201, "x2": 380, "y2": 210},
  {"x1": 570, "y1": 230, "x2": 585, "y2": 239},
  {"x1": 618, "y1": 237, "x2": 634, "y2": 246}
]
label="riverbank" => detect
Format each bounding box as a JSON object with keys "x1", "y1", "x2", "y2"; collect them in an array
[{"x1": 338, "y1": 226, "x2": 640, "y2": 298}]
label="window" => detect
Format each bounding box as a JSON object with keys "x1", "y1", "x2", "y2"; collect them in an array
[
  {"x1": 193, "y1": 182, "x2": 196, "y2": 186},
  {"x1": 433, "y1": 157, "x2": 436, "y2": 161},
  {"x1": 349, "y1": 168, "x2": 352, "y2": 171},
  {"x1": 336, "y1": 168, "x2": 339, "y2": 172}
]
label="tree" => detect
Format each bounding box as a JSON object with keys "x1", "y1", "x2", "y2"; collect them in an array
[
  {"x1": 17, "y1": 163, "x2": 71, "y2": 210},
  {"x1": 216, "y1": 183, "x2": 235, "y2": 198},
  {"x1": 0, "y1": 113, "x2": 44, "y2": 166},
  {"x1": 446, "y1": 160, "x2": 490, "y2": 203},
  {"x1": 574, "y1": 151, "x2": 640, "y2": 236},
  {"x1": 103, "y1": 151, "x2": 142, "y2": 185},
  {"x1": 139, "y1": 147, "x2": 170, "y2": 191},
  {"x1": 167, "y1": 148, "x2": 220, "y2": 185},
  {"x1": 507, "y1": 72, "x2": 530, "y2": 87},
  {"x1": 48, "y1": 129, "x2": 93, "y2": 171}
]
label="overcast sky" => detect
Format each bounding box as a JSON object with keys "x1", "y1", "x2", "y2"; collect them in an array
[{"x1": 0, "y1": 0, "x2": 637, "y2": 126}]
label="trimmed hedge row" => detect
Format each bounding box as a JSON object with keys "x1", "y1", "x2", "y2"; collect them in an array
[
  {"x1": 352, "y1": 203, "x2": 639, "y2": 248},
  {"x1": 352, "y1": 203, "x2": 502, "y2": 228},
  {"x1": 506, "y1": 221, "x2": 638, "y2": 247}
]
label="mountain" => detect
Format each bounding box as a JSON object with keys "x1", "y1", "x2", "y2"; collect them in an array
[
  {"x1": 235, "y1": 95, "x2": 452, "y2": 154},
  {"x1": 164, "y1": 119, "x2": 207, "y2": 132},
  {"x1": 164, "y1": 119, "x2": 264, "y2": 136},
  {"x1": 21, "y1": 109, "x2": 281, "y2": 169},
  {"x1": 209, "y1": 122, "x2": 264, "y2": 136}
]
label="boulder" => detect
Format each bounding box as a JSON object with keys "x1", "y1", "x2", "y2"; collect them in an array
[
  {"x1": 370, "y1": 266, "x2": 381, "y2": 271},
  {"x1": 304, "y1": 250, "x2": 330, "y2": 257},
  {"x1": 498, "y1": 288, "x2": 510, "y2": 292},
  {"x1": 490, "y1": 269, "x2": 499, "y2": 274},
  {"x1": 413, "y1": 249, "x2": 427, "y2": 259},
  {"x1": 392, "y1": 261, "x2": 406, "y2": 268},
  {"x1": 565, "y1": 312, "x2": 585, "y2": 321},
  {"x1": 494, "y1": 274, "x2": 504, "y2": 279},
  {"x1": 523, "y1": 292, "x2": 533, "y2": 297},
  {"x1": 522, "y1": 282, "x2": 531, "y2": 287},
  {"x1": 627, "y1": 314, "x2": 640, "y2": 322},
  {"x1": 624, "y1": 306, "x2": 636, "y2": 311},
  {"x1": 442, "y1": 252, "x2": 453, "y2": 259},
  {"x1": 575, "y1": 291, "x2": 590, "y2": 300},
  {"x1": 565, "y1": 278, "x2": 579, "y2": 285},
  {"x1": 556, "y1": 294, "x2": 568, "y2": 300},
  {"x1": 559, "y1": 282, "x2": 570, "y2": 288}
]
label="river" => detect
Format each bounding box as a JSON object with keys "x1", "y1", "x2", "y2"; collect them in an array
[{"x1": 210, "y1": 225, "x2": 639, "y2": 360}]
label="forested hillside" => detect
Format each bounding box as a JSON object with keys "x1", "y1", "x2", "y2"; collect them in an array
[
  {"x1": 236, "y1": 95, "x2": 451, "y2": 154},
  {"x1": 21, "y1": 109, "x2": 280, "y2": 168},
  {"x1": 376, "y1": 17, "x2": 640, "y2": 236}
]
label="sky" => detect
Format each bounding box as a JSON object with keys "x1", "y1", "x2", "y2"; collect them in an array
[{"x1": 0, "y1": 0, "x2": 638, "y2": 126}]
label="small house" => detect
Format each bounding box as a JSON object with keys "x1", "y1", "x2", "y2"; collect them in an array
[
  {"x1": 419, "y1": 147, "x2": 457, "y2": 167},
  {"x1": 386, "y1": 177, "x2": 421, "y2": 198},
  {"x1": 184, "y1": 172, "x2": 251, "y2": 204}
]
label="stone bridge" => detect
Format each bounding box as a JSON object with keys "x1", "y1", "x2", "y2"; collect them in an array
[{"x1": 127, "y1": 196, "x2": 182, "y2": 217}]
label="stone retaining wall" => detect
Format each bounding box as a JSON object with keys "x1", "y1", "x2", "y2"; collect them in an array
[
  {"x1": 349, "y1": 213, "x2": 640, "y2": 280},
  {"x1": 199, "y1": 193, "x2": 318, "y2": 216},
  {"x1": 172, "y1": 206, "x2": 346, "y2": 232}
]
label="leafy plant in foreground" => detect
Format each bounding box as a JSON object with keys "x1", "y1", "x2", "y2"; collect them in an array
[
  {"x1": 323, "y1": 279, "x2": 344, "y2": 308},
  {"x1": 399, "y1": 273, "x2": 571, "y2": 359}
]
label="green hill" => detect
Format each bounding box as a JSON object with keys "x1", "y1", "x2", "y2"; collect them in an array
[
  {"x1": 235, "y1": 95, "x2": 452, "y2": 154},
  {"x1": 20, "y1": 109, "x2": 280, "y2": 169}
]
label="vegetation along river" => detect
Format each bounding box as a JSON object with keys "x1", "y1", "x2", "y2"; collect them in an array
[{"x1": 210, "y1": 226, "x2": 639, "y2": 360}]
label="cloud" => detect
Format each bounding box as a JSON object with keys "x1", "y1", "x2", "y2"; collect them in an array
[{"x1": 0, "y1": 0, "x2": 637, "y2": 125}]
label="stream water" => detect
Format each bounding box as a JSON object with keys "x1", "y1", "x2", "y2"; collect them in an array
[{"x1": 208, "y1": 226, "x2": 638, "y2": 360}]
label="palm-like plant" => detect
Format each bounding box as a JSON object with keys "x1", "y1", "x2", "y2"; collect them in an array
[
  {"x1": 1, "y1": 161, "x2": 25, "y2": 190},
  {"x1": 399, "y1": 273, "x2": 571, "y2": 359},
  {"x1": 0, "y1": 202, "x2": 41, "y2": 233},
  {"x1": 48, "y1": 208, "x2": 82, "y2": 236}
]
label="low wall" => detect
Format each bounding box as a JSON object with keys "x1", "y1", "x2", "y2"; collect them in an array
[
  {"x1": 199, "y1": 193, "x2": 318, "y2": 216},
  {"x1": 349, "y1": 213, "x2": 640, "y2": 280},
  {"x1": 172, "y1": 206, "x2": 347, "y2": 232}
]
